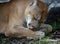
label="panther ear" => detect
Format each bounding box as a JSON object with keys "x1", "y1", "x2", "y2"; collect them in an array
[{"x1": 29, "y1": 0, "x2": 37, "y2": 8}]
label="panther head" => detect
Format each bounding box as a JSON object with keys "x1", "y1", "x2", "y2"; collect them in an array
[{"x1": 25, "y1": 0, "x2": 47, "y2": 29}]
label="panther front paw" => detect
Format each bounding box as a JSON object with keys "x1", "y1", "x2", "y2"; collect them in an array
[{"x1": 27, "y1": 31, "x2": 45, "y2": 39}]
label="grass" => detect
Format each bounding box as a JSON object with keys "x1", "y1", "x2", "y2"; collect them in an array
[{"x1": 0, "y1": 34, "x2": 60, "y2": 44}]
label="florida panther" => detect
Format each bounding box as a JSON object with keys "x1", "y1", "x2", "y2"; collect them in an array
[{"x1": 0, "y1": 0, "x2": 52, "y2": 39}]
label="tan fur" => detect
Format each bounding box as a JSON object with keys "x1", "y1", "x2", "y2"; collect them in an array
[{"x1": 0, "y1": 0, "x2": 47, "y2": 38}]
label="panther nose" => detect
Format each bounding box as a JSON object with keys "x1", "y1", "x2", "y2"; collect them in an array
[
  {"x1": 28, "y1": 23, "x2": 32, "y2": 26},
  {"x1": 27, "y1": 23, "x2": 33, "y2": 29}
]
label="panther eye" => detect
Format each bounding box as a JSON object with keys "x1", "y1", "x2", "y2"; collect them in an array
[
  {"x1": 34, "y1": 17, "x2": 37, "y2": 20},
  {"x1": 34, "y1": 15, "x2": 40, "y2": 20}
]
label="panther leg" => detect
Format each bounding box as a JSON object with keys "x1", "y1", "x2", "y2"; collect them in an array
[
  {"x1": 40, "y1": 24, "x2": 52, "y2": 33},
  {"x1": 5, "y1": 25, "x2": 44, "y2": 39}
]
